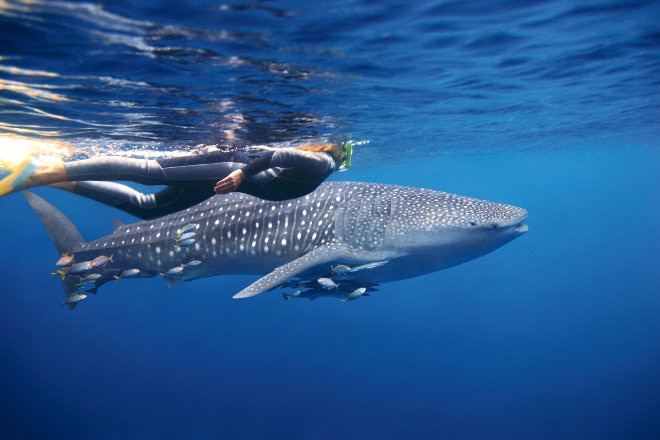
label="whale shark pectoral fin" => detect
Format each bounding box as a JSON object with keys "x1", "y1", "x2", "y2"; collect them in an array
[
  {"x1": 165, "y1": 278, "x2": 181, "y2": 288},
  {"x1": 233, "y1": 243, "x2": 352, "y2": 299}
]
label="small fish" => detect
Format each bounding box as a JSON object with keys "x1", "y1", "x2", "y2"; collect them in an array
[
  {"x1": 331, "y1": 264, "x2": 352, "y2": 275},
  {"x1": 178, "y1": 231, "x2": 196, "y2": 242},
  {"x1": 348, "y1": 261, "x2": 389, "y2": 272},
  {"x1": 55, "y1": 253, "x2": 74, "y2": 267},
  {"x1": 80, "y1": 273, "x2": 102, "y2": 282},
  {"x1": 67, "y1": 261, "x2": 93, "y2": 275},
  {"x1": 317, "y1": 277, "x2": 339, "y2": 290},
  {"x1": 114, "y1": 268, "x2": 141, "y2": 281},
  {"x1": 342, "y1": 287, "x2": 367, "y2": 304},
  {"x1": 176, "y1": 238, "x2": 196, "y2": 248},
  {"x1": 61, "y1": 293, "x2": 87, "y2": 306},
  {"x1": 185, "y1": 260, "x2": 202, "y2": 267},
  {"x1": 51, "y1": 268, "x2": 69, "y2": 280},
  {"x1": 283, "y1": 290, "x2": 302, "y2": 301},
  {"x1": 90, "y1": 254, "x2": 113, "y2": 268},
  {"x1": 161, "y1": 265, "x2": 184, "y2": 277},
  {"x1": 178, "y1": 223, "x2": 199, "y2": 236}
]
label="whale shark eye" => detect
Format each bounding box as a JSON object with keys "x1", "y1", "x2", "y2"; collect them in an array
[{"x1": 469, "y1": 221, "x2": 476, "y2": 226}]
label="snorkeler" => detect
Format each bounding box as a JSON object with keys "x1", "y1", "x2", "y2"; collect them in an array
[{"x1": 0, "y1": 143, "x2": 352, "y2": 220}]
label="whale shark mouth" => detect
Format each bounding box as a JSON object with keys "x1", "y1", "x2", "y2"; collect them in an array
[{"x1": 514, "y1": 223, "x2": 529, "y2": 234}]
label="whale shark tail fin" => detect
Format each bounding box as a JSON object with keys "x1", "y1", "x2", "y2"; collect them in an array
[
  {"x1": 23, "y1": 191, "x2": 84, "y2": 255},
  {"x1": 23, "y1": 191, "x2": 87, "y2": 309}
]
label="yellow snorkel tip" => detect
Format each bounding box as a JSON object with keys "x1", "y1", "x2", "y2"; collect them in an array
[{"x1": 340, "y1": 142, "x2": 352, "y2": 170}]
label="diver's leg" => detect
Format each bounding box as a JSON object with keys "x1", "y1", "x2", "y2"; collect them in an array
[
  {"x1": 0, "y1": 157, "x2": 58, "y2": 196},
  {"x1": 1, "y1": 156, "x2": 170, "y2": 196},
  {"x1": 55, "y1": 180, "x2": 156, "y2": 215},
  {"x1": 26, "y1": 161, "x2": 67, "y2": 186},
  {"x1": 51, "y1": 181, "x2": 184, "y2": 220},
  {"x1": 54, "y1": 153, "x2": 250, "y2": 185},
  {"x1": 63, "y1": 157, "x2": 168, "y2": 184},
  {"x1": 157, "y1": 158, "x2": 242, "y2": 181}
]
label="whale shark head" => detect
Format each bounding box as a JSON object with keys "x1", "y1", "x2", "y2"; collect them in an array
[{"x1": 380, "y1": 187, "x2": 528, "y2": 271}]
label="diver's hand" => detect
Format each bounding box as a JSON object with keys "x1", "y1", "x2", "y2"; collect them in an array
[{"x1": 214, "y1": 169, "x2": 244, "y2": 194}]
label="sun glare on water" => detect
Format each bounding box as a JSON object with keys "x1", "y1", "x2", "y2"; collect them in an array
[{"x1": 0, "y1": 134, "x2": 73, "y2": 172}]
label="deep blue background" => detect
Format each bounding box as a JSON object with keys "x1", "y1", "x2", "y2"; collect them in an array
[{"x1": 1, "y1": 1, "x2": 659, "y2": 439}]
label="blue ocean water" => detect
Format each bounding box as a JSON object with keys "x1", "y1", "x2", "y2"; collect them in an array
[{"x1": 0, "y1": 0, "x2": 659, "y2": 439}]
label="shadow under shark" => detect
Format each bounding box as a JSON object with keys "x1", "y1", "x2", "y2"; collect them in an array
[{"x1": 23, "y1": 181, "x2": 528, "y2": 308}]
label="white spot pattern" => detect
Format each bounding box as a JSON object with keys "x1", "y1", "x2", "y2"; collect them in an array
[{"x1": 67, "y1": 182, "x2": 526, "y2": 296}]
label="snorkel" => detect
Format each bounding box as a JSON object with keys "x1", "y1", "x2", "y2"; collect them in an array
[{"x1": 339, "y1": 142, "x2": 352, "y2": 170}]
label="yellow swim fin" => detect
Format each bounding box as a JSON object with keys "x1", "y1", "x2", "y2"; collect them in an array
[{"x1": 0, "y1": 157, "x2": 40, "y2": 196}]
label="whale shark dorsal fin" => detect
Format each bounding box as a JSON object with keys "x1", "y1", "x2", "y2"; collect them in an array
[
  {"x1": 233, "y1": 243, "x2": 351, "y2": 299},
  {"x1": 113, "y1": 218, "x2": 125, "y2": 231}
]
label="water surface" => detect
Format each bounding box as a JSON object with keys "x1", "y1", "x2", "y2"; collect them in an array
[{"x1": 0, "y1": 1, "x2": 658, "y2": 439}]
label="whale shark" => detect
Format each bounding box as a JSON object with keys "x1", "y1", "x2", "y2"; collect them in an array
[{"x1": 23, "y1": 181, "x2": 528, "y2": 307}]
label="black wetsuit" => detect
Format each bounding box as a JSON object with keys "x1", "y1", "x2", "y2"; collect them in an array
[{"x1": 64, "y1": 149, "x2": 337, "y2": 219}]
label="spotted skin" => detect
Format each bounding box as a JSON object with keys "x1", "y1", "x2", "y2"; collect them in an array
[{"x1": 24, "y1": 181, "x2": 527, "y2": 304}]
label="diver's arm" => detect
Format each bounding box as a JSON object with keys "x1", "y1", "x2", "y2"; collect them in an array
[
  {"x1": 213, "y1": 150, "x2": 275, "y2": 194},
  {"x1": 240, "y1": 150, "x2": 275, "y2": 177},
  {"x1": 214, "y1": 169, "x2": 244, "y2": 194},
  {"x1": 213, "y1": 148, "x2": 334, "y2": 194}
]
